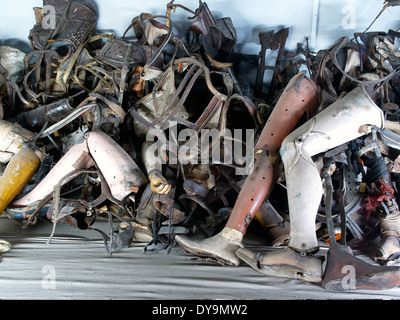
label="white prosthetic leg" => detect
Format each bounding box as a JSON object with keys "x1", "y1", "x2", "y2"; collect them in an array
[{"x1": 237, "y1": 85, "x2": 384, "y2": 282}]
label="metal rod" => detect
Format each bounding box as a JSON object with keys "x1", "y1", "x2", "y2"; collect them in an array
[{"x1": 323, "y1": 168, "x2": 337, "y2": 247}]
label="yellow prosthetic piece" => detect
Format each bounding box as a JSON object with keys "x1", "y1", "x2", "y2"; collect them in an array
[
  {"x1": 0, "y1": 145, "x2": 40, "y2": 254},
  {"x1": 0, "y1": 145, "x2": 41, "y2": 214}
]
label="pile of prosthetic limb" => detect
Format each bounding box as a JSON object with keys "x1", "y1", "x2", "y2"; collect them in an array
[{"x1": 0, "y1": 0, "x2": 400, "y2": 292}]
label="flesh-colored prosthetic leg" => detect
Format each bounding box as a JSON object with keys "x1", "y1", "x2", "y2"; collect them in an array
[
  {"x1": 11, "y1": 140, "x2": 91, "y2": 208},
  {"x1": 175, "y1": 72, "x2": 320, "y2": 265},
  {"x1": 237, "y1": 85, "x2": 386, "y2": 283},
  {"x1": 11, "y1": 131, "x2": 146, "y2": 209}
]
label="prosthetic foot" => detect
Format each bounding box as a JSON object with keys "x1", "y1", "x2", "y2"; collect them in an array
[
  {"x1": 375, "y1": 209, "x2": 400, "y2": 263},
  {"x1": 236, "y1": 247, "x2": 323, "y2": 282},
  {"x1": 175, "y1": 227, "x2": 244, "y2": 266},
  {"x1": 0, "y1": 240, "x2": 11, "y2": 254},
  {"x1": 322, "y1": 245, "x2": 400, "y2": 291}
]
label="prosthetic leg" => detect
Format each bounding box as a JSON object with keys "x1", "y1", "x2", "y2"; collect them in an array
[
  {"x1": 11, "y1": 130, "x2": 147, "y2": 209},
  {"x1": 237, "y1": 85, "x2": 388, "y2": 283},
  {"x1": 0, "y1": 120, "x2": 44, "y2": 255},
  {"x1": 175, "y1": 72, "x2": 321, "y2": 265},
  {"x1": 0, "y1": 146, "x2": 40, "y2": 255}
]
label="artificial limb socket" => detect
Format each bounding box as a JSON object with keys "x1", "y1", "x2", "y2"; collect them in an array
[
  {"x1": 175, "y1": 72, "x2": 320, "y2": 265},
  {"x1": 237, "y1": 85, "x2": 392, "y2": 285}
]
